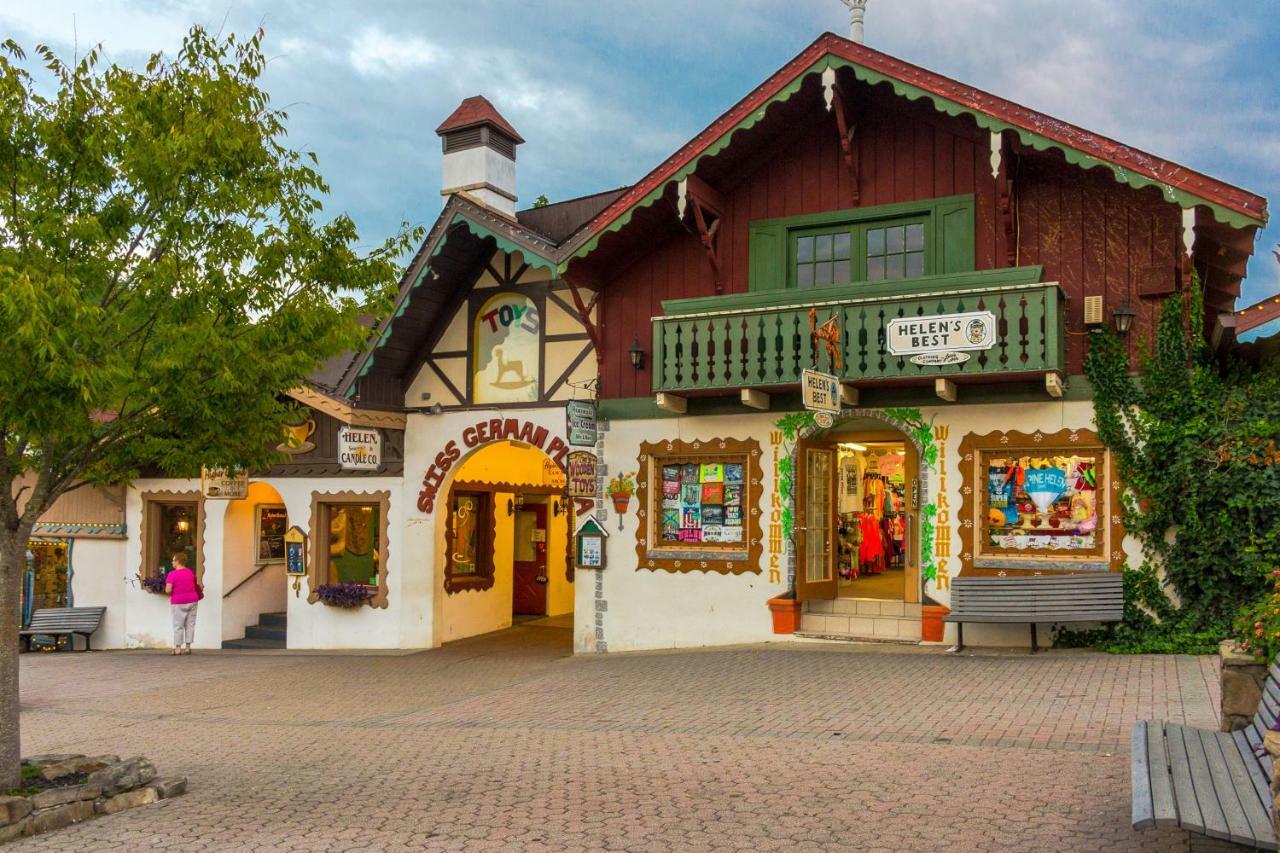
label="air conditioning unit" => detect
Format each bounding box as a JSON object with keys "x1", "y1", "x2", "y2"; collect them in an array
[{"x1": 1083, "y1": 296, "x2": 1104, "y2": 327}]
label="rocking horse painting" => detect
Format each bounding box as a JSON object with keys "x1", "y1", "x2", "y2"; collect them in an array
[{"x1": 474, "y1": 293, "x2": 541, "y2": 404}]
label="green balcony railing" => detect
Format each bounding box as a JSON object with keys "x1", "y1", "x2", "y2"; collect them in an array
[{"x1": 652, "y1": 267, "x2": 1064, "y2": 393}]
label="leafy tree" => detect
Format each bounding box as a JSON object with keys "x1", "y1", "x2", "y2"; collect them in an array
[
  {"x1": 0, "y1": 28, "x2": 416, "y2": 787},
  {"x1": 1083, "y1": 276, "x2": 1280, "y2": 642}
]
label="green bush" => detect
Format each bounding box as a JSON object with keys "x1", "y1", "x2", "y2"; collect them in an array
[{"x1": 1230, "y1": 570, "x2": 1280, "y2": 663}]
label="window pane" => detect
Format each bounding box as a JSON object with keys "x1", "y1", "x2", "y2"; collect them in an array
[
  {"x1": 906, "y1": 222, "x2": 925, "y2": 252},
  {"x1": 814, "y1": 234, "x2": 833, "y2": 261},
  {"x1": 906, "y1": 251, "x2": 924, "y2": 278},
  {"x1": 867, "y1": 228, "x2": 885, "y2": 256},
  {"x1": 833, "y1": 232, "x2": 851, "y2": 260},
  {"x1": 815, "y1": 262, "x2": 833, "y2": 286},
  {"x1": 158, "y1": 503, "x2": 197, "y2": 574},
  {"x1": 886, "y1": 226, "x2": 905, "y2": 253},
  {"x1": 329, "y1": 504, "x2": 380, "y2": 585},
  {"x1": 885, "y1": 255, "x2": 905, "y2": 279},
  {"x1": 866, "y1": 256, "x2": 885, "y2": 281},
  {"x1": 796, "y1": 236, "x2": 813, "y2": 263},
  {"x1": 449, "y1": 496, "x2": 480, "y2": 576},
  {"x1": 797, "y1": 263, "x2": 814, "y2": 288},
  {"x1": 833, "y1": 260, "x2": 850, "y2": 283}
]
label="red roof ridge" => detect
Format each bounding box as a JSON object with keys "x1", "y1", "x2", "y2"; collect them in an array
[
  {"x1": 566, "y1": 31, "x2": 1266, "y2": 255},
  {"x1": 436, "y1": 95, "x2": 524, "y2": 144}
]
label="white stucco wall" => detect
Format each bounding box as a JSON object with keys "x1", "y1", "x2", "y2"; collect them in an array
[{"x1": 67, "y1": 537, "x2": 127, "y2": 649}]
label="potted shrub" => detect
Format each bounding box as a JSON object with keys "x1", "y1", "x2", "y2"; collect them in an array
[
  {"x1": 766, "y1": 591, "x2": 802, "y2": 634},
  {"x1": 314, "y1": 582, "x2": 374, "y2": 609}
]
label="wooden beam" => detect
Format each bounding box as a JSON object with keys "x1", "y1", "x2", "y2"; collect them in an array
[
  {"x1": 656, "y1": 393, "x2": 687, "y2": 414},
  {"x1": 740, "y1": 388, "x2": 770, "y2": 410},
  {"x1": 677, "y1": 175, "x2": 726, "y2": 295},
  {"x1": 1237, "y1": 295, "x2": 1280, "y2": 336},
  {"x1": 1045, "y1": 372, "x2": 1065, "y2": 399},
  {"x1": 840, "y1": 385, "x2": 859, "y2": 406},
  {"x1": 934, "y1": 378, "x2": 957, "y2": 403},
  {"x1": 1211, "y1": 312, "x2": 1238, "y2": 350}
]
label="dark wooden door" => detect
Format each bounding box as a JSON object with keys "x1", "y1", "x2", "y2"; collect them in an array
[
  {"x1": 512, "y1": 503, "x2": 548, "y2": 615},
  {"x1": 795, "y1": 439, "x2": 839, "y2": 602}
]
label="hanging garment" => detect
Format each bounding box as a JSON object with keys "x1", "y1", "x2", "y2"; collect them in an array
[
  {"x1": 858, "y1": 513, "x2": 885, "y2": 575},
  {"x1": 865, "y1": 477, "x2": 886, "y2": 519}
]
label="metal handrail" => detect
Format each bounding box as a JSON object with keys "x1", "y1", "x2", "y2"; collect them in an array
[{"x1": 222, "y1": 564, "x2": 270, "y2": 599}]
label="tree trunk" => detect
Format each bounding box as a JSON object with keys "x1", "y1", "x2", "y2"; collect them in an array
[{"x1": 0, "y1": 528, "x2": 29, "y2": 790}]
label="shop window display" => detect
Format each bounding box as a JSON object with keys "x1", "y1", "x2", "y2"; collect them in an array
[
  {"x1": 445, "y1": 490, "x2": 496, "y2": 592},
  {"x1": 140, "y1": 493, "x2": 203, "y2": 582},
  {"x1": 636, "y1": 438, "x2": 764, "y2": 575},
  {"x1": 307, "y1": 491, "x2": 391, "y2": 608},
  {"x1": 982, "y1": 452, "x2": 1102, "y2": 555}
]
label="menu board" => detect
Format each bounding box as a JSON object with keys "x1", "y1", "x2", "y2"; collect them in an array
[
  {"x1": 257, "y1": 506, "x2": 288, "y2": 562},
  {"x1": 659, "y1": 459, "x2": 745, "y2": 544}
]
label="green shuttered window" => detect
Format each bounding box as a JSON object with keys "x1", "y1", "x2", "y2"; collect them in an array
[{"x1": 748, "y1": 194, "x2": 975, "y2": 292}]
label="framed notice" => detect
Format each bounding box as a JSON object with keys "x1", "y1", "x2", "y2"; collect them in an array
[
  {"x1": 284, "y1": 526, "x2": 308, "y2": 576},
  {"x1": 255, "y1": 505, "x2": 288, "y2": 564},
  {"x1": 574, "y1": 516, "x2": 608, "y2": 570}
]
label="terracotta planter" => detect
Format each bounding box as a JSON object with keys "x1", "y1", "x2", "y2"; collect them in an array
[
  {"x1": 610, "y1": 493, "x2": 631, "y2": 514},
  {"x1": 767, "y1": 595, "x2": 802, "y2": 635},
  {"x1": 921, "y1": 604, "x2": 950, "y2": 643}
]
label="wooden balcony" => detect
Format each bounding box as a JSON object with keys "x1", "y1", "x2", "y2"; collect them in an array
[{"x1": 651, "y1": 267, "x2": 1065, "y2": 397}]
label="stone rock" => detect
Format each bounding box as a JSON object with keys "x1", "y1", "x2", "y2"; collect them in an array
[
  {"x1": 95, "y1": 786, "x2": 158, "y2": 816},
  {"x1": 1220, "y1": 640, "x2": 1268, "y2": 733},
  {"x1": 87, "y1": 757, "x2": 157, "y2": 795},
  {"x1": 29, "y1": 800, "x2": 94, "y2": 834},
  {"x1": 148, "y1": 776, "x2": 188, "y2": 800},
  {"x1": 30, "y1": 783, "x2": 101, "y2": 810},
  {"x1": 21, "y1": 754, "x2": 83, "y2": 767},
  {"x1": 39, "y1": 754, "x2": 117, "y2": 781},
  {"x1": 0, "y1": 817, "x2": 31, "y2": 842},
  {"x1": 0, "y1": 795, "x2": 32, "y2": 826}
]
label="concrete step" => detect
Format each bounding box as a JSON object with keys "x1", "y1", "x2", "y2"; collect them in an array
[
  {"x1": 259, "y1": 612, "x2": 287, "y2": 628},
  {"x1": 794, "y1": 631, "x2": 920, "y2": 646},
  {"x1": 221, "y1": 637, "x2": 285, "y2": 650},
  {"x1": 799, "y1": 610, "x2": 922, "y2": 641},
  {"x1": 245, "y1": 624, "x2": 286, "y2": 642}
]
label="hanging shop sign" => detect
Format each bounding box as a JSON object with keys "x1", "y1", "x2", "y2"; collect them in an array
[
  {"x1": 417, "y1": 417, "x2": 571, "y2": 514},
  {"x1": 801, "y1": 368, "x2": 842, "y2": 414},
  {"x1": 574, "y1": 515, "x2": 609, "y2": 570},
  {"x1": 337, "y1": 426, "x2": 382, "y2": 471},
  {"x1": 885, "y1": 310, "x2": 996, "y2": 358},
  {"x1": 200, "y1": 466, "x2": 248, "y2": 500},
  {"x1": 567, "y1": 451, "x2": 598, "y2": 499},
  {"x1": 566, "y1": 400, "x2": 597, "y2": 447}
]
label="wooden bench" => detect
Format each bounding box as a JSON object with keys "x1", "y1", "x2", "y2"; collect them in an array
[
  {"x1": 1132, "y1": 656, "x2": 1280, "y2": 849},
  {"x1": 943, "y1": 574, "x2": 1123, "y2": 652},
  {"x1": 19, "y1": 607, "x2": 106, "y2": 652}
]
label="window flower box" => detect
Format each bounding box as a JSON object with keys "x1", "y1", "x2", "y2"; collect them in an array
[{"x1": 314, "y1": 582, "x2": 374, "y2": 609}]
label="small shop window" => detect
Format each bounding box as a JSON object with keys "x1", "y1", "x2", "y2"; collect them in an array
[
  {"x1": 635, "y1": 438, "x2": 764, "y2": 575},
  {"x1": 794, "y1": 228, "x2": 853, "y2": 289},
  {"x1": 308, "y1": 491, "x2": 391, "y2": 608},
  {"x1": 140, "y1": 493, "x2": 203, "y2": 582},
  {"x1": 866, "y1": 219, "x2": 926, "y2": 281},
  {"x1": 255, "y1": 505, "x2": 288, "y2": 564},
  {"x1": 445, "y1": 489, "x2": 496, "y2": 593},
  {"x1": 957, "y1": 429, "x2": 1122, "y2": 576}
]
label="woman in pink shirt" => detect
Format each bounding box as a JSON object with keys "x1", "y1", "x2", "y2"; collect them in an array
[{"x1": 164, "y1": 553, "x2": 200, "y2": 655}]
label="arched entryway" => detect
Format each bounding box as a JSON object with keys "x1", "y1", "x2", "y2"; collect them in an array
[
  {"x1": 792, "y1": 411, "x2": 928, "y2": 640},
  {"x1": 434, "y1": 440, "x2": 573, "y2": 644},
  {"x1": 221, "y1": 482, "x2": 289, "y2": 648}
]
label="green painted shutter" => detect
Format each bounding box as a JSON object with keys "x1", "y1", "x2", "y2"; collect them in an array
[
  {"x1": 934, "y1": 198, "x2": 975, "y2": 275},
  {"x1": 748, "y1": 221, "x2": 787, "y2": 292}
]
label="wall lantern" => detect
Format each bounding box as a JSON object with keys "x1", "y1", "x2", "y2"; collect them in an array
[
  {"x1": 1112, "y1": 303, "x2": 1137, "y2": 335},
  {"x1": 628, "y1": 338, "x2": 646, "y2": 370},
  {"x1": 552, "y1": 498, "x2": 564, "y2": 517},
  {"x1": 175, "y1": 516, "x2": 190, "y2": 533}
]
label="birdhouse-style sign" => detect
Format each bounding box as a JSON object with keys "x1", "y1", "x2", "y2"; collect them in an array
[
  {"x1": 284, "y1": 525, "x2": 308, "y2": 596},
  {"x1": 574, "y1": 515, "x2": 609, "y2": 570}
]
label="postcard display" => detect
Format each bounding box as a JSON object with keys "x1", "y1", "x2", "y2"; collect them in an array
[{"x1": 659, "y1": 462, "x2": 746, "y2": 545}]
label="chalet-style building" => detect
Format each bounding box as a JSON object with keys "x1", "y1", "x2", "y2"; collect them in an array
[{"x1": 42, "y1": 32, "x2": 1269, "y2": 652}]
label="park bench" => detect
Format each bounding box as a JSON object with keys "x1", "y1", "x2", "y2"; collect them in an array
[
  {"x1": 19, "y1": 607, "x2": 106, "y2": 652},
  {"x1": 944, "y1": 573, "x2": 1123, "y2": 653},
  {"x1": 1132, "y1": 656, "x2": 1280, "y2": 849}
]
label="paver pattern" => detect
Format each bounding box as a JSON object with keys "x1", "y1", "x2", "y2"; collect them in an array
[{"x1": 11, "y1": 626, "x2": 1231, "y2": 851}]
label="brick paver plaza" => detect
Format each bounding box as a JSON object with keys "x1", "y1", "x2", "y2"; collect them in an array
[{"x1": 11, "y1": 626, "x2": 1231, "y2": 851}]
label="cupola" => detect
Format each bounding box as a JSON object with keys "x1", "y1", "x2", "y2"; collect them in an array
[{"x1": 435, "y1": 95, "x2": 524, "y2": 217}]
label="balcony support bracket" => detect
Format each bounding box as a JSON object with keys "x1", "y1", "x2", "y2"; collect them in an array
[
  {"x1": 740, "y1": 388, "x2": 770, "y2": 410},
  {"x1": 656, "y1": 393, "x2": 688, "y2": 414},
  {"x1": 840, "y1": 385, "x2": 859, "y2": 406},
  {"x1": 935, "y1": 378, "x2": 957, "y2": 403},
  {"x1": 677, "y1": 175, "x2": 726, "y2": 295},
  {"x1": 1045, "y1": 372, "x2": 1065, "y2": 399}
]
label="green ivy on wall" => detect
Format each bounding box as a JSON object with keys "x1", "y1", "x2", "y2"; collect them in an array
[
  {"x1": 774, "y1": 411, "x2": 817, "y2": 541},
  {"x1": 881, "y1": 407, "x2": 941, "y2": 582}
]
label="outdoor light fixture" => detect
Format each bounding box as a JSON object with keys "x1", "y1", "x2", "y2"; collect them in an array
[
  {"x1": 552, "y1": 498, "x2": 563, "y2": 517},
  {"x1": 629, "y1": 338, "x2": 646, "y2": 370},
  {"x1": 175, "y1": 517, "x2": 190, "y2": 533},
  {"x1": 1112, "y1": 303, "x2": 1137, "y2": 335}
]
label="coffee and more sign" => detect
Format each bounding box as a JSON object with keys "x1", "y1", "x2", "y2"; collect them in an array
[{"x1": 886, "y1": 310, "x2": 996, "y2": 366}]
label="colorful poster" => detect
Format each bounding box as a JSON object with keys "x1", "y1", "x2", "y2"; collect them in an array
[
  {"x1": 663, "y1": 465, "x2": 682, "y2": 482},
  {"x1": 661, "y1": 510, "x2": 680, "y2": 541},
  {"x1": 724, "y1": 463, "x2": 744, "y2": 483},
  {"x1": 662, "y1": 497, "x2": 680, "y2": 510},
  {"x1": 724, "y1": 484, "x2": 742, "y2": 506},
  {"x1": 702, "y1": 505, "x2": 725, "y2": 526},
  {"x1": 701, "y1": 482, "x2": 724, "y2": 504},
  {"x1": 705, "y1": 524, "x2": 743, "y2": 543},
  {"x1": 680, "y1": 528, "x2": 703, "y2": 543},
  {"x1": 681, "y1": 507, "x2": 702, "y2": 529},
  {"x1": 700, "y1": 463, "x2": 724, "y2": 483},
  {"x1": 662, "y1": 478, "x2": 681, "y2": 498},
  {"x1": 682, "y1": 464, "x2": 700, "y2": 483},
  {"x1": 681, "y1": 483, "x2": 702, "y2": 507},
  {"x1": 724, "y1": 505, "x2": 742, "y2": 526}
]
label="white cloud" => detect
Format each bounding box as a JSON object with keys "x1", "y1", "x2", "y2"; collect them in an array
[{"x1": 347, "y1": 27, "x2": 441, "y2": 77}]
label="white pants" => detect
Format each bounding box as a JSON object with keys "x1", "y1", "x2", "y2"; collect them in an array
[{"x1": 171, "y1": 603, "x2": 198, "y2": 646}]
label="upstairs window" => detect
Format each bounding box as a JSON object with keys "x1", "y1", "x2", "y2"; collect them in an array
[{"x1": 866, "y1": 219, "x2": 926, "y2": 281}]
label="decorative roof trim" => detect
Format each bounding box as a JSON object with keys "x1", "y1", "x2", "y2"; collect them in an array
[
  {"x1": 286, "y1": 386, "x2": 407, "y2": 430},
  {"x1": 32, "y1": 522, "x2": 127, "y2": 540}
]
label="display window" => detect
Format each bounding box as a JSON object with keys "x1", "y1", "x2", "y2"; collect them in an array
[
  {"x1": 635, "y1": 438, "x2": 763, "y2": 575},
  {"x1": 307, "y1": 491, "x2": 391, "y2": 608},
  {"x1": 139, "y1": 491, "x2": 204, "y2": 582},
  {"x1": 958, "y1": 429, "x2": 1122, "y2": 575},
  {"x1": 444, "y1": 489, "x2": 496, "y2": 593}
]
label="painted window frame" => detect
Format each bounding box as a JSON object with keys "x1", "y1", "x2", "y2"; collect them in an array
[
  {"x1": 957, "y1": 428, "x2": 1124, "y2": 576},
  {"x1": 748, "y1": 194, "x2": 975, "y2": 293},
  {"x1": 138, "y1": 490, "x2": 205, "y2": 584},
  {"x1": 307, "y1": 490, "x2": 391, "y2": 609},
  {"x1": 634, "y1": 437, "x2": 764, "y2": 576},
  {"x1": 254, "y1": 503, "x2": 288, "y2": 566},
  {"x1": 444, "y1": 485, "x2": 498, "y2": 594}
]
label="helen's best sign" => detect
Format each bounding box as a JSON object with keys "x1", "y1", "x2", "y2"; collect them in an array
[{"x1": 885, "y1": 310, "x2": 996, "y2": 357}]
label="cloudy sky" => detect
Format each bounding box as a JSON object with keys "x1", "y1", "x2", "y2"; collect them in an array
[{"x1": 4, "y1": 0, "x2": 1278, "y2": 311}]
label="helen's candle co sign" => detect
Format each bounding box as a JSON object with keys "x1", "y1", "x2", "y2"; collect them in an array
[
  {"x1": 338, "y1": 426, "x2": 382, "y2": 471},
  {"x1": 886, "y1": 310, "x2": 996, "y2": 366}
]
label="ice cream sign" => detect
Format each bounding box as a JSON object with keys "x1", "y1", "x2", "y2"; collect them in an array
[{"x1": 886, "y1": 310, "x2": 996, "y2": 365}]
